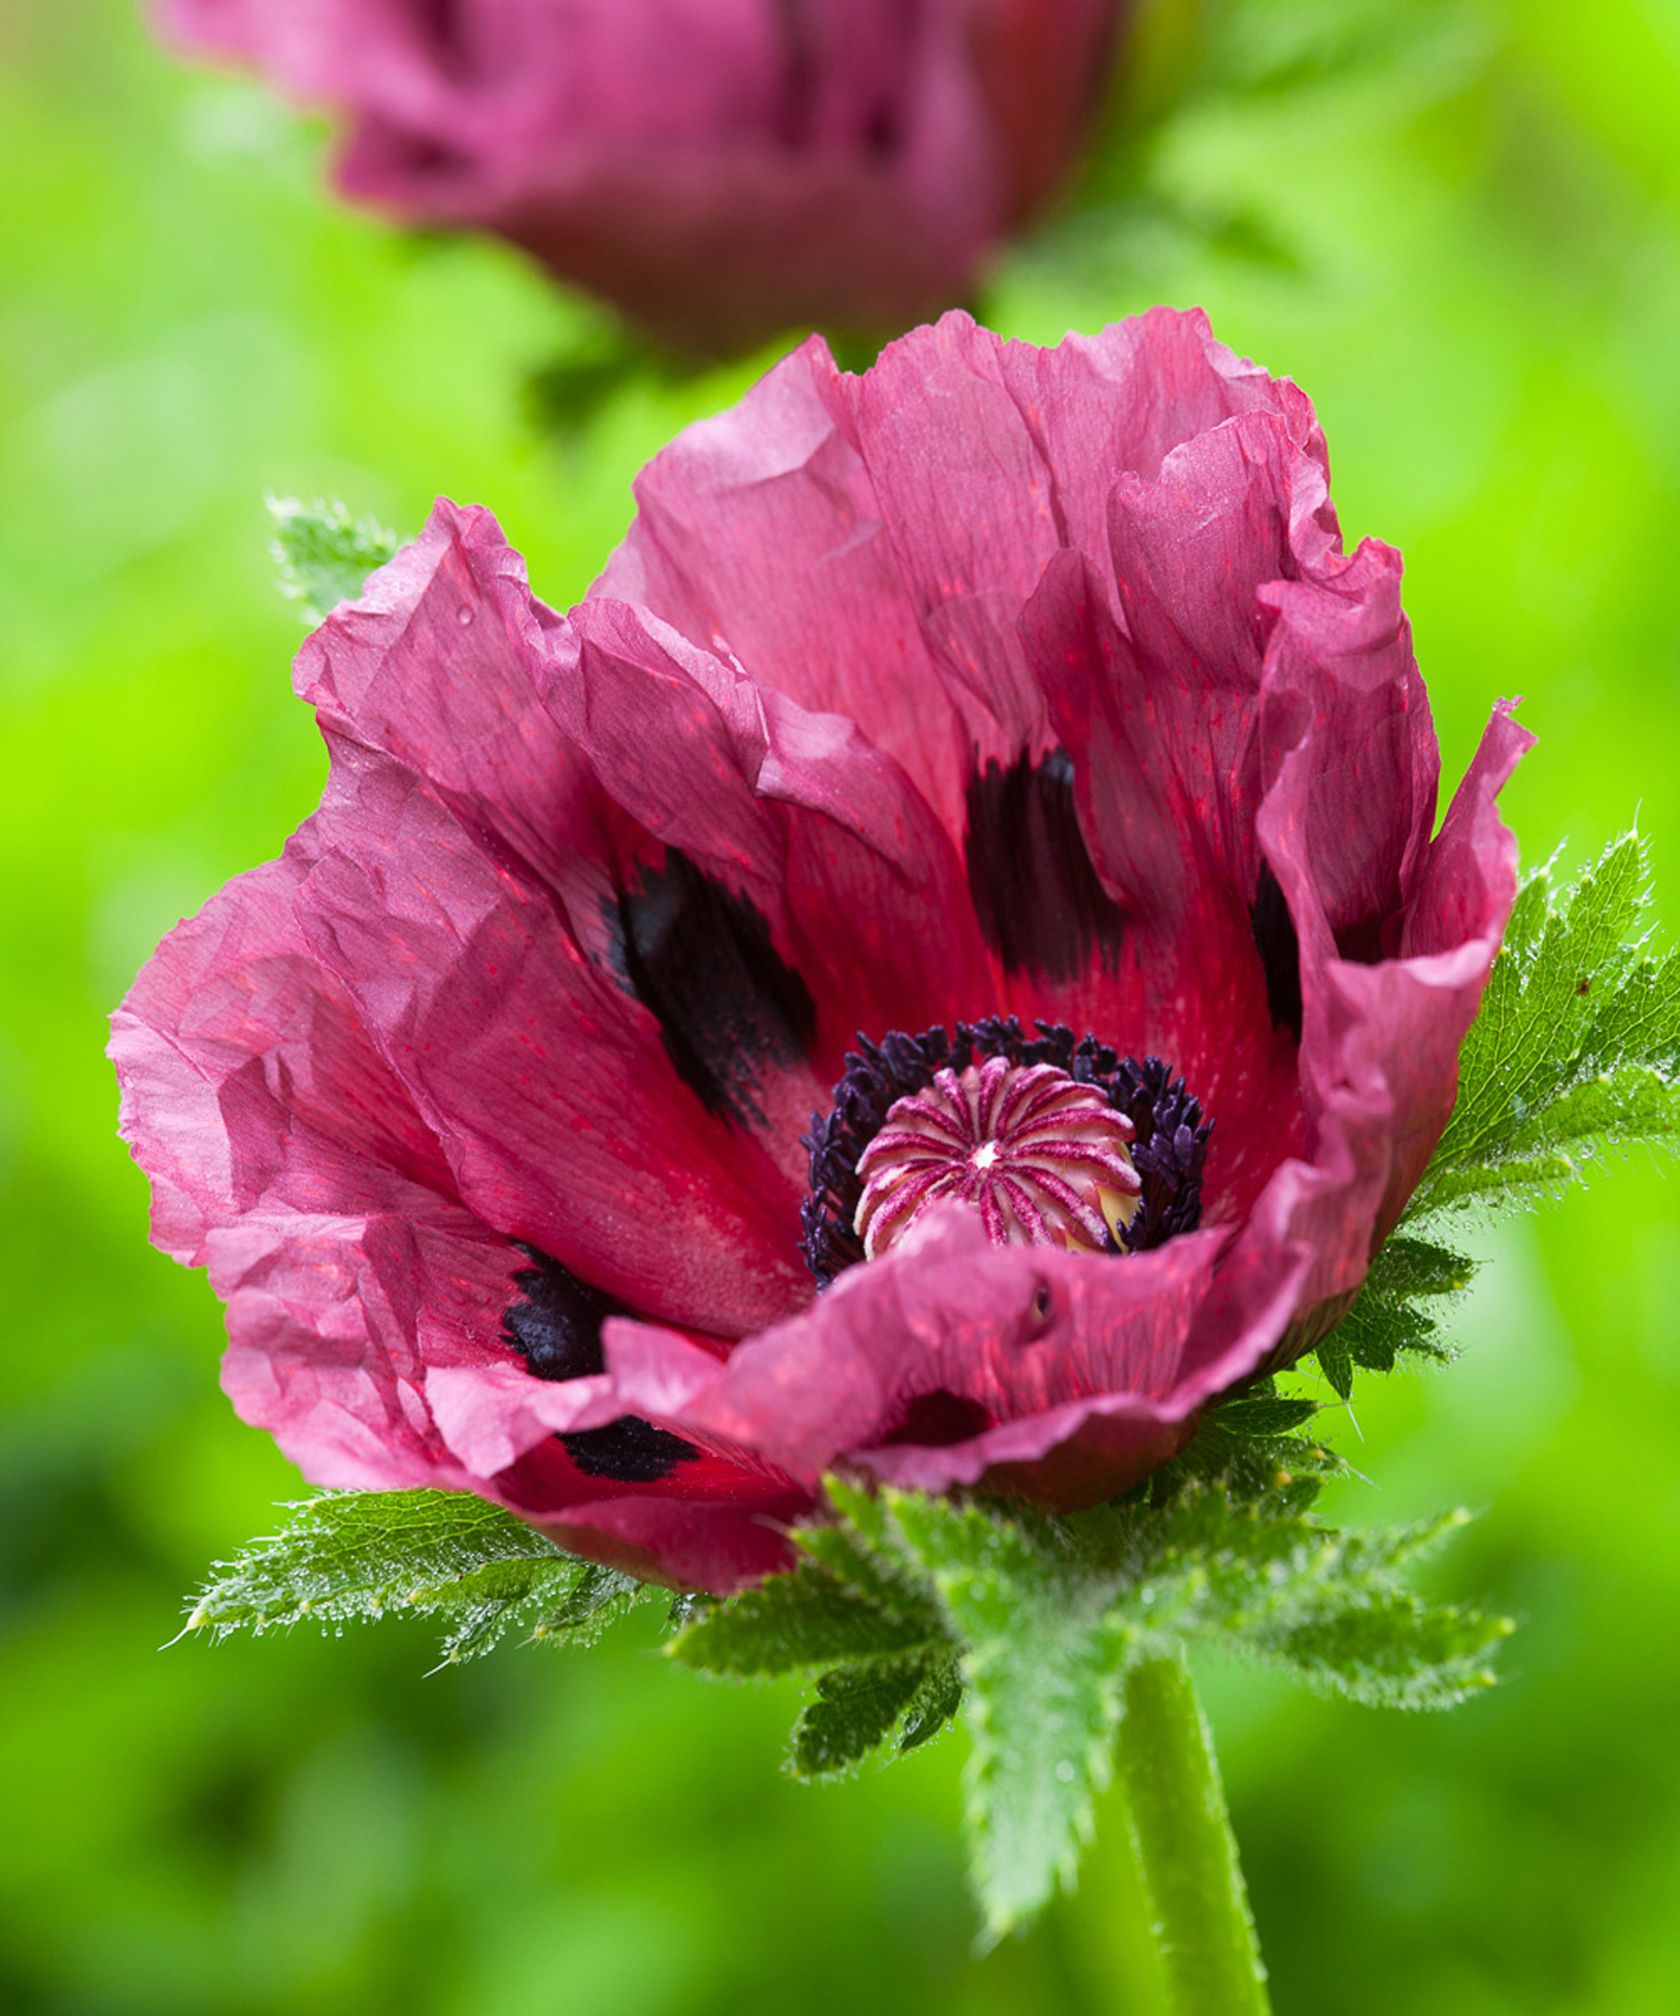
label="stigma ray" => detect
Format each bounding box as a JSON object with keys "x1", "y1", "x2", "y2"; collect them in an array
[{"x1": 853, "y1": 1056, "x2": 1140, "y2": 1260}]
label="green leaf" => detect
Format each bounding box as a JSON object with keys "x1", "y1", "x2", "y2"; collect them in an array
[
  {"x1": 1267, "y1": 1589, "x2": 1510, "y2": 1710},
  {"x1": 1062, "y1": 1487, "x2": 1508, "y2": 1715},
  {"x1": 897, "y1": 1656, "x2": 965, "y2": 1754},
  {"x1": 1230, "y1": 1507, "x2": 1510, "y2": 1708},
  {"x1": 842, "y1": 1479, "x2": 1499, "y2": 1935},
  {"x1": 1331, "y1": 1232, "x2": 1473, "y2": 1382},
  {"x1": 529, "y1": 1562, "x2": 656, "y2": 1651},
  {"x1": 667, "y1": 1557, "x2": 942, "y2": 1679},
  {"x1": 795, "y1": 1475, "x2": 940, "y2": 1613},
  {"x1": 787, "y1": 1648, "x2": 965, "y2": 1781},
  {"x1": 1365, "y1": 1235, "x2": 1478, "y2": 1299},
  {"x1": 268, "y1": 496, "x2": 399, "y2": 623},
  {"x1": 181, "y1": 1490, "x2": 598, "y2": 1665},
  {"x1": 1310, "y1": 831, "x2": 1676, "y2": 1401},
  {"x1": 631, "y1": 1463, "x2": 1508, "y2": 1935},
  {"x1": 790, "y1": 1655, "x2": 936, "y2": 1780},
  {"x1": 880, "y1": 1492, "x2": 1134, "y2": 1939},
  {"x1": 1308, "y1": 1231, "x2": 1475, "y2": 1396},
  {"x1": 674, "y1": 1501, "x2": 959, "y2": 1787},
  {"x1": 1212, "y1": 1393, "x2": 1322, "y2": 1437},
  {"x1": 1317, "y1": 1334, "x2": 1356, "y2": 1401},
  {"x1": 1412, "y1": 831, "x2": 1680, "y2": 1219},
  {"x1": 1169, "y1": 1390, "x2": 1346, "y2": 1512}
]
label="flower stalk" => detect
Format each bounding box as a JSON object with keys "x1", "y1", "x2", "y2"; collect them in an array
[{"x1": 1116, "y1": 1650, "x2": 1271, "y2": 2016}]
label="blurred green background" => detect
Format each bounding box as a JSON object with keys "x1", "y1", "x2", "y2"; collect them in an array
[{"x1": 4, "y1": 1, "x2": 1679, "y2": 2010}]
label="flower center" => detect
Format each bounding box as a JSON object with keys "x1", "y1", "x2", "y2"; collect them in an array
[{"x1": 852, "y1": 1056, "x2": 1141, "y2": 1260}]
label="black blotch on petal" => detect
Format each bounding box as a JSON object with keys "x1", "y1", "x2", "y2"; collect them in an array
[
  {"x1": 860, "y1": 95, "x2": 906, "y2": 159},
  {"x1": 1250, "y1": 862, "x2": 1304, "y2": 1040},
  {"x1": 964, "y1": 749, "x2": 1125, "y2": 981},
  {"x1": 608, "y1": 848, "x2": 816, "y2": 1127},
  {"x1": 502, "y1": 1245, "x2": 700, "y2": 1485},
  {"x1": 501, "y1": 1244, "x2": 616, "y2": 1383},
  {"x1": 561, "y1": 1417, "x2": 703, "y2": 1483}
]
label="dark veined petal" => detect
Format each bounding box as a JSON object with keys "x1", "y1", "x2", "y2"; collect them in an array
[
  {"x1": 111, "y1": 839, "x2": 809, "y2": 1588},
  {"x1": 557, "y1": 311, "x2": 1526, "y2": 1505},
  {"x1": 593, "y1": 1212, "x2": 1298, "y2": 1505},
  {"x1": 115, "y1": 307, "x2": 1527, "y2": 1575},
  {"x1": 110, "y1": 843, "x2": 590, "y2": 1489}
]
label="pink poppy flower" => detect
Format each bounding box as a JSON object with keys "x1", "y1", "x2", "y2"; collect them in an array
[
  {"x1": 112, "y1": 310, "x2": 1528, "y2": 1591},
  {"x1": 151, "y1": 0, "x2": 1127, "y2": 354}
]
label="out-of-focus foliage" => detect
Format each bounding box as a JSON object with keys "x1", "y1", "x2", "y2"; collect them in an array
[
  {"x1": 2, "y1": 1, "x2": 1679, "y2": 2012},
  {"x1": 267, "y1": 498, "x2": 397, "y2": 625}
]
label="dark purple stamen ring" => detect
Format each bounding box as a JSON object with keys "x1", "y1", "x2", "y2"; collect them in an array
[{"x1": 800, "y1": 1018, "x2": 1212, "y2": 1286}]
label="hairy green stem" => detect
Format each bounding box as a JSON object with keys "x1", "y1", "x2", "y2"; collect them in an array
[{"x1": 1116, "y1": 1650, "x2": 1271, "y2": 2015}]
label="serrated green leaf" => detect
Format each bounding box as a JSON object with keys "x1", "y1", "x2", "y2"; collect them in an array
[
  {"x1": 1317, "y1": 1334, "x2": 1355, "y2": 1400},
  {"x1": 898, "y1": 1656, "x2": 965, "y2": 1753},
  {"x1": 1421, "y1": 1064, "x2": 1680, "y2": 1212},
  {"x1": 1314, "y1": 832, "x2": 1676, "y2": 1400},
  {"x1": 268, "y1": 496, "x2": 399, "y2": 623},
  {"x1": 1366, "y1": 1234, "x2": 1477, "y2": 1299},
  {"x1": 1331, "y1": 1506, "x2": 1476, "y2": 1578},
  {"x1": 1411, "y1": 831, "x2": 1680, "y2": 1219},
  {"x1": 790, "y1": 1655, "x2": 933, "y2": 1780},
  {"x1": 881, "y1": 1492, "x2": 1132, "y2": 1939},
  {"x1": 1333, "y1": 1282, "x2": 1450, "y2": 1373},
  {"x1": 529, "y1": 1562, "x2": 654, "y2": 1650},
  {"x1": 1314, "y1": 1231, "x2": 1473, "y2": 1394},
  {"x1": 788, "y1": 1645, "x2": 965, "y2": 1781},
  {"x1": 1093, "y1": 1488, "x2": 1349, "y2": 1644},
  {"x1": 1118, "y1": 1495, "x2": 1509, "y2": 1710},
  {"x1": 1265, "y1": 1592, "x2": 1510, "y2": 1709},
  {"x1": 796, "y1": 1477, "x2": 941, "y2": 1614},
  {"x1": 181, "y1": 1490, "x2": 591, "y2": 1664},
  {"x1": 1213, "y1": 1393, "x2": 1322, "y2": 1436},
  {"x1": 674, "y1": 1474, "x2": 1507, "y2": 1936},
  {"x1": 667, "y1": 1558, "x2": 941, "y2": 1679},
  {"x1": 1167, "y1": 1400, "x2": 1345, "y2": 1512},
  {"x1": 1061, "y1": 1489, "x2": 1507, "y2": 1713}
]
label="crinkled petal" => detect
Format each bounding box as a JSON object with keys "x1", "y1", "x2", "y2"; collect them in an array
[
  {"x1": 598, "y1": 334, "x2": 977, "y2": 834},
  {"x1": 1257, "y1": 685, "x2": 1530, "y2": 1318},
  {"x1": 1025, "y1": 551, "x2": 1306, "y2": 1216},
  {"x1": 298, "y1": 742, "x2": 810, "y2": 1332},
  {"x1": 1256, "y1": 539, "x2": 1439, "y2": 952},
  {"x1": 293, "y1": 500, "x2": 990, "y2": 1328},
  {"x1": 837, "y1": 311, "x2": 1314, "y2": 751},
  {"x1": 597, "y1": 1212, "x2": 1296, "y2": 1508},
  {"x1": 113, "y1": 303, "x2": 1532, "y2": 1573},
  {"x1": 112, "y1": 842, "x2": 583, "y2": 1487},
  {"x1": 110, "y1": 805, "x2": 806, "y2": 1557},
  {"x1": 603, "y1": 309, "x2": 1304, "y2": 839},
  {"x1": 555, "y1": 596, "x2": 995, "y2": 1075}
]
